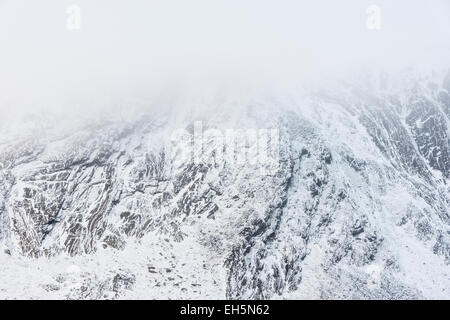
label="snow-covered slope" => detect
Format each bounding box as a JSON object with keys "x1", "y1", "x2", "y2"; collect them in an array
[{"x1": 0, "y1": 72, "x2": 449, "y2": 299}]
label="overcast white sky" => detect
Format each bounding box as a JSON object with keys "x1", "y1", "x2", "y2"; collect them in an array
[{"x1": 0, "y1": 0, "x2": 449, "y2": 120}]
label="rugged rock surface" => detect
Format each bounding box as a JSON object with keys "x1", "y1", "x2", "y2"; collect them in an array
[{"x1": 0, "y1": 71, "x2": 449, "y2": 299}]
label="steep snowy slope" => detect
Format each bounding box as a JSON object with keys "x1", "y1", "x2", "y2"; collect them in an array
[{"x1": 0, "y1": 72, "x2": 449, "y2": 299}]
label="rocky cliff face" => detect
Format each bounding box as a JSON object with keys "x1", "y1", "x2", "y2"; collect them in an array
[{"x1": 0, "y1": 72, "x2": 449, "y2": 299}]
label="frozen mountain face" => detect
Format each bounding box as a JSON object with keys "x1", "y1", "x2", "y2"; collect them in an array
[{"x1": 0, "y1": 71, "x2": 449, "y2": 299}]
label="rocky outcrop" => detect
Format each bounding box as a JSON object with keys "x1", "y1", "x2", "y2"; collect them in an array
[{"x1": 0, "y1": 72, "x2": 449, "y2": 299}]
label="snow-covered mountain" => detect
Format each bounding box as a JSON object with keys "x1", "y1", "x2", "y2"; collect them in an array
[{"x1": 0, "y1": 71, "x2": 449, "y2": 299}]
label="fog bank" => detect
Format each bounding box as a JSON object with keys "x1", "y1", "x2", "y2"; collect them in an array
[{"x1": 0, "y1": 0, "x2": 449, "y2": 122}]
